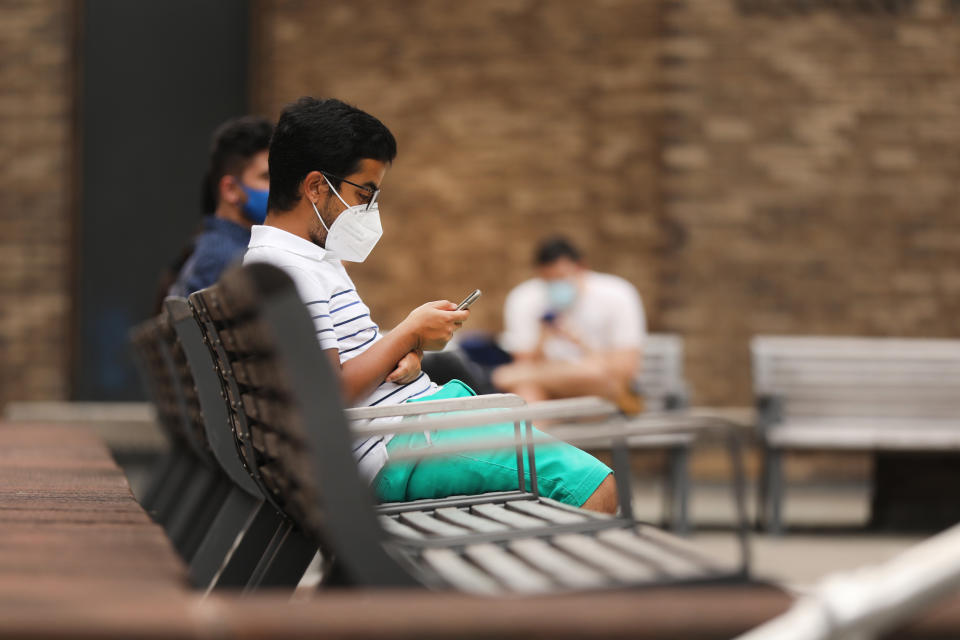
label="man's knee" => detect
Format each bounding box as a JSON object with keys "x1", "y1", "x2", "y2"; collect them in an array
[{"x1": 580, "y1": 474, "x2": 618, "y2": 514}]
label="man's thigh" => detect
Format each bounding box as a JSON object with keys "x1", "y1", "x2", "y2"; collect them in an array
[{"x1": 377, "y1": 422, "x2": 612, "y2": 507}]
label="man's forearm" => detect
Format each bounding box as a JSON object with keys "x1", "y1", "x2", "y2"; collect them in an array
[{"x1": 329, "y1": 326, "x2": 420, "y2": 406}]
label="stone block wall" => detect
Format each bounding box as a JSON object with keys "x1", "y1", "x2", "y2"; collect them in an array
[{"x1": 0, "y1": 0, "x2": 74, "y2": 407}]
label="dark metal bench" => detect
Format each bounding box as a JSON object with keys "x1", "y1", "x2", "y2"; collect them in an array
[
  {"x1": 129, "y1": 314, "x2": 229, "y2": 560},
  {"x1": 191, "y1": 262, "x2": 752, "y2": 593}
]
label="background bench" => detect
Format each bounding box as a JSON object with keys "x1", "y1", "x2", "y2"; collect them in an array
[
  {"x1": 634, "y1": 333, "x2": 694, "y2": 533},
  {"x1": 752, "y1": 335, "x2": 960, "y2": 533}
]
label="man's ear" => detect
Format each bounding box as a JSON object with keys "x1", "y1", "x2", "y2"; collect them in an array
[
  {"x1": 219, "y1": 175, "x2": 242, "y2": 206},
  {"x1": 302, "y1": 170, "x2": 328, "y2": 204}
]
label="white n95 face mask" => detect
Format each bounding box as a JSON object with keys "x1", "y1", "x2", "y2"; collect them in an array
[{"x1": 311, "y1": 174, "x2": 383, "y2": 262}]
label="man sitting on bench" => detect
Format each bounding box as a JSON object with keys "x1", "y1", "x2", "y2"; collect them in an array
[{"x1": 243, "y1": 97, "x2": 616, "y2": 513}]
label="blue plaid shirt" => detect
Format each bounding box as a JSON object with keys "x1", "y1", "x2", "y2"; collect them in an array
[{"x1": 169, "y1": 217, "x2": 250, "y2": 298}]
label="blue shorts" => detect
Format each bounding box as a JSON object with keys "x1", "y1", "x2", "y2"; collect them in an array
[{"x1": 372, "y1": 380, "x2": 612, "y2": 507}]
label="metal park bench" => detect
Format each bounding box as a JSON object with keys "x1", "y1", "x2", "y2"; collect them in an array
[
  {"x1": 129, "y1": 315, "x2": 229, "y2": 559},
  {"x1": 190, "y1": 262, "x2": 752, "y2": 593},
  {"x1": 188, "y1": 273, "x2": 625, "y2": 589},
  {"x1": 752, "y1": 336, "x2": 960, "y2": 534}
]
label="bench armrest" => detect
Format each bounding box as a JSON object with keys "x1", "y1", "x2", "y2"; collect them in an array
[
  {"x1": 350, "y1": 396, "x2": 618, "y2": 438},
  {"x1": 383, "y1": 413, "x2": 735, "y2": 461},
  {"x1": 345, "y1": 393, "x2": 526, "y2": 421}
]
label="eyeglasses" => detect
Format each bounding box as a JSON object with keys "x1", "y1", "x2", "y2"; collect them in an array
[{"x1": 321, "y1": 171, "x2": 380, "y2": 211}]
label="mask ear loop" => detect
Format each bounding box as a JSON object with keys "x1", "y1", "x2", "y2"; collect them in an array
[
  {"x1": 312, "y1": 173, "x2": 348, "y2": 234},
  {"x1": 322, "y1": 173, "x2": 351, "y2": 208},
  {"x1": 310, "y1": 199, "x2": 331, "y2": 233}
]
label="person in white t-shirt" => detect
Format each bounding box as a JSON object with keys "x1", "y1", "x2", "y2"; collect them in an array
[
  {"x1": 242, "y1": 97, "x2": 617, "y2": 513},
  {"x1": 494, "y1": 236, "x2": 646, "y2": 409}
]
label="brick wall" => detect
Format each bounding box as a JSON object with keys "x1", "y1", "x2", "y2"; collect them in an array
[
  {"x1": 0, "y1": 0, "x2": 74, "y2": 407},
  {"x1": 250, "y1": 0, "x2": 665, "y2": 334},
  {"x1": 5, "y1": 0, "x2": 957, "y2": 408},
  {"x1": 660, "y1": 0, "x2": 960, "y2": 404},
  {"x1": 252, "y1": 0, "x2": 960, "y2": 406}
]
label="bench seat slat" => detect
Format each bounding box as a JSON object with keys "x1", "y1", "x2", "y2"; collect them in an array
[
  {"x1": 471, "y1": 503, "x2": 546, "y2": 528},
  {"x1": 398, "y1": 511, "x2": 471, "y2": 537},
  {"x1": 551, "y1": 534, "x2": 659, "y2": 582},
  {"x1": 596, "y1": 529, "x2": 704, "y2": 578},
  {"x1": 506, "y1": 500, "x2": 588, "y2": 524},
  {"x1": 421, "y1": 548, "x2": 501, "y2": 594},
  {"x1": 379, "y1": 515, "x2": 426, "y2": 539},
  {"x1": 769, "y1": 422, "x2": 960, "y2": 451},
  {"x1": 434, "y1": 507, "x2": 511, "y2": 533},
  {"x1": 462, "y1": 543, "x2": 555, "y2": 593},
  {"x1": 507, "y1": 538, "x2": 608, "y2": 589}
]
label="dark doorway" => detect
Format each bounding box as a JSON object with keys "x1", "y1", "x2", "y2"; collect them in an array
[{"x1": 75, "y1": 0, "x2": 248, "y2": 400}]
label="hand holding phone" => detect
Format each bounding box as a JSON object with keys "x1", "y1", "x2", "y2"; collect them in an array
[{"x1": 456, "y1": 289, "x2": 482, "y2": 310}]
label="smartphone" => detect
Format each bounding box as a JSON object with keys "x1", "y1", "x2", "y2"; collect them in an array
[{"x1": 456, "y1": 289, "x2": 482, "y2": 310}]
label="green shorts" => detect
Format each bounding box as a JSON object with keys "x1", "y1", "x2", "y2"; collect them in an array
[{"x1": 372, "y1": 380, "x2": 612, "y2": 507}]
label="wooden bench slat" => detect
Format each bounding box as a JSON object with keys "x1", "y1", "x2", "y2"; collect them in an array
[
  {"x1": 507, "y1": 538, "x2": 607, "y2": 589},
  {"x1": 434, "y1": 507, "x2": 511, "y2": 533},
  {"x1": 471, "y1": 503, "x2": 546, "y2": 529},
  {"x1": 462, "y1": 544, "x2": 555, "y2": 593}
]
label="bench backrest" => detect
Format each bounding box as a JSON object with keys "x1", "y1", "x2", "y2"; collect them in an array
[
  {"x1": 190, "y1": 264, "x2": 416, "y2": 586},
  {"x1": 752, "y1": 336, "x2": 960, "y2": 420},
  {"x1": 158, "y1": 301, "x2": 219, "y2": 466},
  {"x1": 639, "y1": 333, "x2": 689, "y2": 409},
  {"x1": 129, "y1": 316, "x2": 191, "y2": 451},
  {"x1": 165, "y1": 297, "x2": 261, "y2": 496}
]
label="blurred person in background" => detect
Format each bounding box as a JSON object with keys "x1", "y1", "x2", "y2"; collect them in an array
[
  {"x1": 165, "y1": 115, "x2": 273, "y2": 299},
  {"x1": 494, "y1": 236, "x2": 646, "y2": 412}
]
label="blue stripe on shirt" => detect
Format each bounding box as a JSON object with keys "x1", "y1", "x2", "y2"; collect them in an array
[
  {"x1": 369, "y1": 373, "x2": 427, "y2": 406},
  {"x1": 357, "y1": 437, "x2": 385, "y2": 462},
  {"x1": 402, "y1": 385, "x2": 434, "y2": 402},
  {"x1": 330, "y1": 300, "x2": 361, "y2": 314},
  {"x1": 312, "y1": 314, "x2": 331, "y2": 320},
  {"x1": 338, "y1": 325, "x2": 378, "y2": 342},
  {"x1": 334, "y1": 313, "x2": 369, "y2": 327},
  {"x1": 339, "y1": 331, "x2": 378, "y2": 355},
  {"x1": 331, "y1": 289, "x2": 355, "y2": 299}
]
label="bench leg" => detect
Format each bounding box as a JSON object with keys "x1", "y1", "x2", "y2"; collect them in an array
[
  {"x1": 151, "y1": 453, "x2": 200, "y2": 527},
  {"x1": 209, "y1": 500, "x2": 286, "y2": 589},
  {"x1": 760, "y1": 448, "x2": 785, "y2": 535},
  {"x1": 189, "y1": 486, "x2": 262, "y2": 589},
  {"x1": 663, "y1": 446, "x2": 690, "y2": 535},
  {"x1": 139, "y1": 448, "x2": 177, "y2": 513},
  {"x1": 165, "y1": 463, "x2": 218, "y2": 557},
  {"x1": 179, "y1": 474, "x2": 235, "y2": 563},
  {"x1": 244, "y1": 521, "x2": 317, "y2": 591}
]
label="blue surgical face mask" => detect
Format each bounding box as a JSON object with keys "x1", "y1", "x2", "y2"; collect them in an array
[
  {"x1": 546, "y1": 279, "x2": 577, "y2": 311},
  {"x1": 240, "y1": 183, "x2": 269, "y2": 224}
]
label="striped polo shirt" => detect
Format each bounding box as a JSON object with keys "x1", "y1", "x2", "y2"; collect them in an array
[{"x1": 243, "y1": 225, "x2": 437, "y2": 482}]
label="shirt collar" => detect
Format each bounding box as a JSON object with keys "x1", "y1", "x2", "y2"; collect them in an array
[{"x1": 247, "y1": 224, "x2": 332, "y2": 263}]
